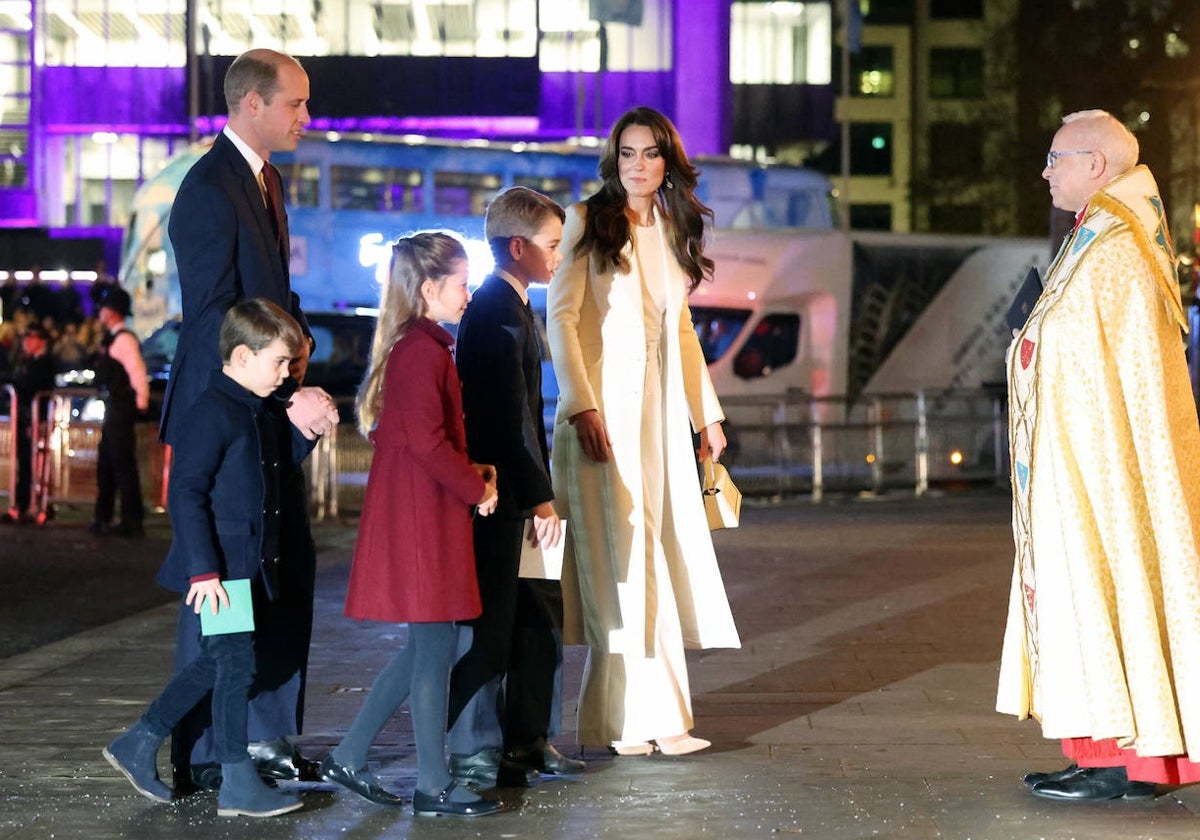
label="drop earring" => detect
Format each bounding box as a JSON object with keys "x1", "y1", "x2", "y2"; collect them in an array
[{"x1": 664, "y1": 172, "x2": 675, "y2": 190}]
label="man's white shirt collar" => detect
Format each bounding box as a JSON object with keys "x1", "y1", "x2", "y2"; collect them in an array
[{"x1": 223, "y1": 125, "x2": 266, "y2": 176}]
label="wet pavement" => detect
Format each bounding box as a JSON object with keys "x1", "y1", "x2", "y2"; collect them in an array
[{"x1": 3, "y1": 491, "x2": 1200, "y2": 839}]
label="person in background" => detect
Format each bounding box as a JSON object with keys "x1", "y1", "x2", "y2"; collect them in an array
[
  {"x1": 320, "y1": 231, "x2": 501, "y2": 818},
  {"x1": 102, "y1": 298, "x2": 313, "y2": 819},
  {"x1": 163, "y1": 46, "x2": 338, "y2": 789},
  {"x1": 89, "y1": 286, "x2": 149, "y2": 538},
  {"x1": 447, "y1": 186, "x2": 584, "y2": 788},
  {"x1": 546, "y1": 107, "x2": 740, "y2": 757},
  {"x1": 3, "y1": 323, "x2": 56, "y2": 525},
  {"x1": 999, "y1": 109, "x2": 1200, "y2": 801}
]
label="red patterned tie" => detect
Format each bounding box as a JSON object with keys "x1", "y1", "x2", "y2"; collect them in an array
[{"x1": 261, "y1": 163, "x2": 286, "y2": 249}]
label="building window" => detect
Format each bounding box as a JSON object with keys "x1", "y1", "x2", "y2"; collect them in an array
[
  {"x1": 730, "y1": 0, "x2": 832, "y2": 84},
  {"x1": 40, "y1": 0, "x2": 186, "y2": 66},
  {"x1": 850, "y1": 203, "x2": 892, "y2": 231},
  {"x1": 850, "y1": 123, "x2": 892, "y2": 176},
  {"x1": 539, "y1": 0, "x2": 671, "y2": 72},
  {"x1": 929, "y1": 49, "x2": 984, "y2": 99},
  {"x1": 930, "y1": 0, "x2": 983, "y2": 19},
  {"x1": 833, "y1": 45, "x2": 895, "y2": 97},
  {"x1": 332, "y1": 166, "x2": 423, "y2": 212},
  {"x1": 862, "y1": 0, "x2": 913, "y2": 25},
  {"x1": 928, "y1": 122, "x2": 982, "y2": 179},
  {"x1": 434, "y1": 170, "x2": 502, "y2": 216},
  {"x1": 278, "y1": 163, "x2": 321, "y2": 208},
  {"x1": 929, "y1": 203, "x2": 983, "y2": 234}
]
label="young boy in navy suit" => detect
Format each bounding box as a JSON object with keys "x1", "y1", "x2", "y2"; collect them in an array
[
  {"x1": 103, "y1": 299, "x2": 314, "y2": 818},
  {"x1": 448, "y1": 186, "x2": 586, "y2": 785}
]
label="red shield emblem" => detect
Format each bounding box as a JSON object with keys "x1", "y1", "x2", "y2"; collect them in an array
[{"x1": 1020, "y1": 338, "x2": 1035, "y2": 369}]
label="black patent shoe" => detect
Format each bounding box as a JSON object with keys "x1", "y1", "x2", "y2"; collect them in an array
[
  {"x1": 1031, "y1": 765, "x2": 1156, "y2": 801},
  {"x1": 412, "y1": 781, "x2": 502, "y2": 817},
  {"x1": 248, "y1": 739, "x2": 321, "y2": 781},
  {"x1": 449, "y1": 746, "x2": 537, "y2": 788},
  {"x1": 319, "y1": 756, "x2": 404, "y2": 806},
  {"x1": 1022, "y1": 762, "x2": 1080, "y2": 787},
  {"x1": 506, "y1": 739, "x2": 586, "y2": 776}
]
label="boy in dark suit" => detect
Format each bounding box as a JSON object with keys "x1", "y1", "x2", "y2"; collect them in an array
[
  {"x1": 103, "y1": 299, "x2": 315, "y2": 818},
  {"x1": 448, "y1": 186, "x2": 586, "y2": 785}
]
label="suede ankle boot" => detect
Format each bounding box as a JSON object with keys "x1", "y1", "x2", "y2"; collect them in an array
[
  {"x1": 103, "y1": 719, "x2": 171, "y2": 803},
  {"x1": 216, "y1": 759, "x2": 303, "y2": 818}
]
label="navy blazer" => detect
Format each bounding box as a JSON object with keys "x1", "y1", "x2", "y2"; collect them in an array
[
  {"x1": 455, "y1": 274, "x2": 553, "y2": 519},
  {"x1": 161, "y1": 131, "x2": 310, "y2": 445},
  {"x1": 156, "y1": 370, "x2": 314, "y2": 596}
]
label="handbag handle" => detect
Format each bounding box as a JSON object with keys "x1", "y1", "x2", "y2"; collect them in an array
[{"x1": 703, "y1": 457, "x2": 721, "y2": 496}]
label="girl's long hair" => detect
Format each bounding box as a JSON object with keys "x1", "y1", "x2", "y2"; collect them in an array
[
  {"x1": 356, "y1": 231, "x2": 467, "y2": 437},
  {"x1": 577, "y1": 106, "x2": 714, "y2": 291}
]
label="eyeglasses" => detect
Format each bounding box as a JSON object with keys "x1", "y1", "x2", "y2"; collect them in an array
[{"x1": 1045, "y1": 150, "x2": 1093, "y2": 168}]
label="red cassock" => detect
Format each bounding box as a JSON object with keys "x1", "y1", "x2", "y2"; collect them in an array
[{"x1": 343, "y1": 318, "x2": 485, "y2": 624}]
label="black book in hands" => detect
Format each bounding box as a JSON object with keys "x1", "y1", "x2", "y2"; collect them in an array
[{"x1": 1006, "y1": 266, "x2": 1044, "y2": 332}]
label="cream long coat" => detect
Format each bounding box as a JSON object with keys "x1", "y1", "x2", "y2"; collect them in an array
[{"x1": 547, "y1": 202, "x2": 741, "y2": 658}]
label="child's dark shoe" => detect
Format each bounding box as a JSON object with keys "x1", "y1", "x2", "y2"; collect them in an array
[
  {"x1": 103, "y1": 720, "x2": 171, "y2": 802},
  {"x1": 216, "y1": 760, "x2": 303, "y2": 818}
]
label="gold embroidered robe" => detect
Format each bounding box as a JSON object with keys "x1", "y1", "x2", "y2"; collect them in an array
[{"x1": 997, "y1": 166, "x2": 1200, "y2": 759}]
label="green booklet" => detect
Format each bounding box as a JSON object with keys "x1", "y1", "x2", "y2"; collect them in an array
[{"x1": 199, "y1": 578, "x2": 256, "y2": 636}]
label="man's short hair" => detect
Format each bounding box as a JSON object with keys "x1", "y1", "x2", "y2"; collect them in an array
[
  {"x1": 97, "y1": 286, "x2": 132, "y2": 318},
  {"x1": 1062, "y1": 109, "x2": 1140, "y2": 175},
  {"x1": 219, "y1": 298, "x2": 303, "y2": 363},
  {"x1": 484, "y1": 186, "x2": 566, "y2": 264},
  {"x1": 224, "y1": 50, "x2": 302, "y2": 114}
]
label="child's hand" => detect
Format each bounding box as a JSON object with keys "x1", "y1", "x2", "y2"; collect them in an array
[
  {"x1": 186, "y1": 579, "x2": 230, "y2": 616},
  {"x1": 529, "y1": 501, "x2": 562, "y2": 549},
  {"x1": 473, "y1": 463, "x2": 498, "y2": 516}
]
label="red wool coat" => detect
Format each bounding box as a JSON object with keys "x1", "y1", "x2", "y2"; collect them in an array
[{"x1": 344, "y1": 318, "x2": 485, "y2": 623}]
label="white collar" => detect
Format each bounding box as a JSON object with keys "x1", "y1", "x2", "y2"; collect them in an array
[
  {"x1": 497, "y1": 269, "x2": 529, "y2": 305},
  {"x1": 223, "y1": 125, "x2": 266, "y2": 176}
]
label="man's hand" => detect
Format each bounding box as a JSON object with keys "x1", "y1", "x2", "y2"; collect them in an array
[
  {"x1": 186, "y1": 579, "x2": 229, "y2": 616},
  {"x1": 571, "y1": 409, "x2": 612, "y2": 463},
  {"x1": 474, "y1": 463, "x2": 499, "y2": 516},
  {"x1": 286, "y1": 386, "x2": 339, "y2": 440},
  {"x1": 529, "y1": 501, "x2": 562, "y2": 549},
  {"x1": 697, "y1": 421, "x2": 727, "y2": 463}
]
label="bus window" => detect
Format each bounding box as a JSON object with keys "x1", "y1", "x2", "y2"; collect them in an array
[
  {"x1": 278, "y1": 163, "x2": 320, "y2": 208},
  {"x1": 512, "y1": 175, "x2": 574, "y2": 209},
  {"x1": 435, "y1": 171, "x2": 502, "y2": 216},
  {"x1": 733, "y1": 312, "x2": 800, "y2": 379},
  {"x1": 332, "y1": 166, "x2": 423, "y2": 212},
  {"x1": 691, "y1": 306, "x2": 752, "y2": 364}
]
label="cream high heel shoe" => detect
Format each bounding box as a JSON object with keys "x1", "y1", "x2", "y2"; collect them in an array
[{"x1": 654, "y1": 734, "x2": 711, "y2": 756}]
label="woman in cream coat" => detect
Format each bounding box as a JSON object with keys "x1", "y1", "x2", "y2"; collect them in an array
[{"x1": 547, "y1": 107, "x2": 741, "y2": 757}]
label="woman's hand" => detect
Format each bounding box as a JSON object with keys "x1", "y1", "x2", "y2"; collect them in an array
[
  {"x1": 571, "y1": 409, "x2": 612, "y2": 463},
  {"x1": 697, "y1": 421, "x2": 727, "y2": 463}
]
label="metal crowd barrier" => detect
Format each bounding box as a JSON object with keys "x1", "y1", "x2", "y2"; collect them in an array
[
  {"x1": 302, "y1": 388, "x2": 1011, "y2": 517},
  {"x1": 2, "y1": 384, "x2": 15, "y2": 511},
  {"x1": 26, "y1": 387, "x2": 170, "y2": 520}
]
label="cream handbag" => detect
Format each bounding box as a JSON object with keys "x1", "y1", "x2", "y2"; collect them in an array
[{"x1": 702, "y1": 458, "x2": 741, "y2": 530}]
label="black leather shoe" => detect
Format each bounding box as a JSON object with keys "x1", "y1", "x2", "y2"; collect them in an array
[
  {"x1": 412, "y1": 782, "x2": 502, "y2": 817},
  {"x1": 319, "y1": 756, "x2": 404, "y2": 806},
  {"x1": 449, "y1": 747, "x2": 538, "y2": 788},
  {"x1": 247, "y1": 740, "x2": 322, "y2": 781},
  {"x1": 1031, "y1": 766, "x2": 1156, "y2": 801},
  {"x1": 1022, "y1": 763, "x2": 1080, "y2": 787},
  {"x1": 190, "y1": 763, "x2": 224, "y2": 791},
  {"x1": 506, "y1": 740, "x2": 585, "y2": 776}
]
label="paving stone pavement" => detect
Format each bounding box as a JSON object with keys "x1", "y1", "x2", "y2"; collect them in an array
[{"x1": 3, "y1": 491, "x2": 1200, "y2": 839}]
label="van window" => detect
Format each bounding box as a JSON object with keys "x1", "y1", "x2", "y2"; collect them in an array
[
  {"x1": 691, "y1": 306, "x2": 752, "y2": 364},
  {"x1": 733, "y1": 312, "x2": 801, "y2": 379}
]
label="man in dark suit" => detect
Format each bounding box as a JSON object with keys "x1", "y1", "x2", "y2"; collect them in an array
[
  {"x1": 447, "y1": 187, "x2": 585, "y2": 786},
  {"x1": 162, "y1": 47, "x2": 339, "y2": 790}
]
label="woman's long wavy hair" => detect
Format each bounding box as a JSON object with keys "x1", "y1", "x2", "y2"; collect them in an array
[
  {"x1": 576, "y1": 106, "x2": 714, "y2": 291},
  {"x1": 355, "y1": 231, "x2": 467, "y2": 437}
]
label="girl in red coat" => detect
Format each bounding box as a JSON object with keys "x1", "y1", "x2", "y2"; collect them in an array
[{"x1": 319, "y1": 231, "x2": 502, "y2": 818}]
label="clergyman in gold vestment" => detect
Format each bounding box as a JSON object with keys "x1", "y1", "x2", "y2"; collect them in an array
[{"x1": 998, "y1": 110, "x2": 1200, "y2": 801}]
